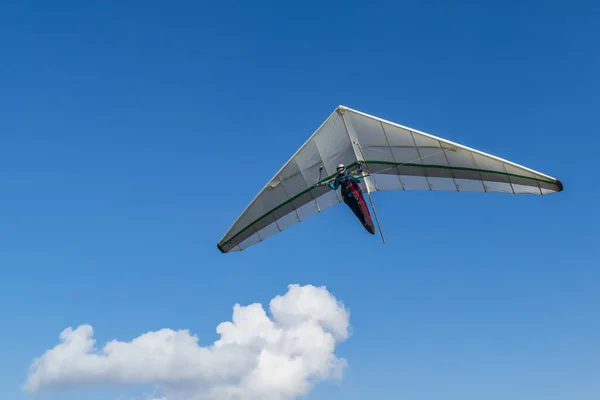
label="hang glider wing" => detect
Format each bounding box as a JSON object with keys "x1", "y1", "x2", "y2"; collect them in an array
[
  {"x1": 340, "y1": 107, "x2": 563, "y2": 195},
  {"x1": 217, "y1": 108, "x2": 358, "y2": 253},
  {"x1": 217, "y1": 106, "x2": 563, "y2": 253}
]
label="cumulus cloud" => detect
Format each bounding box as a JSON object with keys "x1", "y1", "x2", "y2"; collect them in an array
[{"x1": 23, "y1": 284, "x2": 350, "y2": 400}]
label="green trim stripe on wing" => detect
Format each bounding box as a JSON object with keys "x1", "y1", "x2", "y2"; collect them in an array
[{"x1": 221, "y1": 161, "x2": 561, "y2": 247}]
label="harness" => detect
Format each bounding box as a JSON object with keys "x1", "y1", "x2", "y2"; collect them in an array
[{"x1": 336, "y1": 174, "x2": 359, "y2": 198}]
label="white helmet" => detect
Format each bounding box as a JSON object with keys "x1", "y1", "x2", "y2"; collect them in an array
[{"x1": 336, "y1": 163, "x2": 346, "y2": 174}]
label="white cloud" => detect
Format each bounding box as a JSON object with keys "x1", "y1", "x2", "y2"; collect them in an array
[{"x1": 23, "y1": 284, "x2": 350, "y2": 400}]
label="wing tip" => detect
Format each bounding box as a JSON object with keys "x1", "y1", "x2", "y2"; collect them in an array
[
  {"x1": 217, "y1": 243, "x2": 226, "y2": 253},
  {"x1": 556, "y1": 179, "x2": 564, "y2": 192}
]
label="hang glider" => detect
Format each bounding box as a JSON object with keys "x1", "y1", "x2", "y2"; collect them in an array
[{"x1": 217, "y1": 105, "x2": 563, "y2": 253}]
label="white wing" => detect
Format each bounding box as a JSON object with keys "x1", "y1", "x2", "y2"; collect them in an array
[{"x1": 218, "y1": 106, "x2": 563, "y2": 253}]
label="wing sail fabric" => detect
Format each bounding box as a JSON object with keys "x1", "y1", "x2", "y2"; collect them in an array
[
  {"x1": 217, "y1": 110, "x2": 356, "y2": 253},
  {"x1": 342, "y1": 107, "x2": 563, "y2": 195},
  {"x1": 218, "y1": 105, "x2": 563, "y2": 253}
]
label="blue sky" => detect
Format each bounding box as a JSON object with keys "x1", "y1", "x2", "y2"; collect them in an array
[{"x1": 1, "y1": 0, "x2": 599, "y2": 399}]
